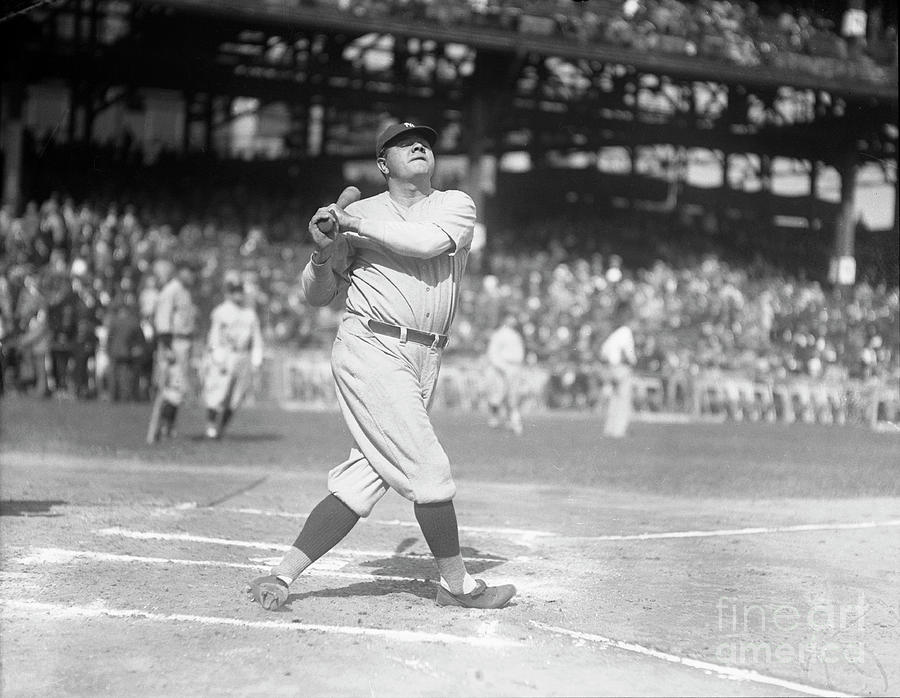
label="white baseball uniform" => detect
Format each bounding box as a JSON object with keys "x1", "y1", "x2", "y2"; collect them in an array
[
  {"x1": 300, "y1": 189, "x2": 475, "y2": 516},
  {"x1": 201, "y1": 297, "x2": 263, "y2": 411}
]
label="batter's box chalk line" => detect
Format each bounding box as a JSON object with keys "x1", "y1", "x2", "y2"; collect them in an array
[
  {"x1": 93, "y1": 527, "x2": 525, "y2": 564},
  {"x1": 0, "y1": 599, "x2": 522, "y2": 648},
  {"x1": 531, "y1": 621, "x2": 855, "y2": 698},
  {"x1": 13, "y1": 547, "x2": 552, "y2": 597},
  {"x1": 168, "y1": 504, "x2": 555, "y2": 539}
]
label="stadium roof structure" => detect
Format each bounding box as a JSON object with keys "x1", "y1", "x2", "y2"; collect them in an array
[{"x1": 2, "y1": 0, "x2": 896, "y2": 166}]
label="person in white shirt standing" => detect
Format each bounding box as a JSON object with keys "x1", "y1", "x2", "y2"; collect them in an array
[
  {"x1": 201, "y1": 271, "x2": 264, "y2": 439},
  {"x1": 485, "y1": 312, "x2": 526, "y2": 435},
  {"x1": 599, "y1": 299, "x2": 637, "y2": 438}
]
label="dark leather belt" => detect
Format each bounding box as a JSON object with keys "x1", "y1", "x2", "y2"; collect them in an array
[{"x1": 367, "y1": 319, "x2": 449, "y2": 349}]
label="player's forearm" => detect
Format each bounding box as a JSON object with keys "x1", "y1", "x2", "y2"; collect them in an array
[
  {"x1": 350, "y1": 219, "x2": 453, "y2": 259},
  {"x1": 300, "y1": 254, "x2": 339, "y2": 306}
]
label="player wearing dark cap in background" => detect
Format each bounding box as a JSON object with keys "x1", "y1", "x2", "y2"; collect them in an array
[
  {"x1": 246, "y1": 121, "x2": 517, "y2": 610},
  {"x1": 146, "y1": 259, "x2": 196, "y2": 443}
]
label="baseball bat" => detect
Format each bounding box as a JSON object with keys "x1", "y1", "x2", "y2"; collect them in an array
[
  {"x1": 146, "y1": 389, "x2": 166, "y2": 444},
  {"x1": 317, "y1": 185, "x2": 362, "y2": 235}
]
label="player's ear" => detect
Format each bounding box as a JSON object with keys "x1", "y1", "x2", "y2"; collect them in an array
[{"x1": 376, "y1": 157, "x2": 389, "y2": 175}]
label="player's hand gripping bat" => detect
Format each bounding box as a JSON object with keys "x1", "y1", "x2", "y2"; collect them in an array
[{"x1": 314, "y1": 185, "x2": 361, "y2": 237}]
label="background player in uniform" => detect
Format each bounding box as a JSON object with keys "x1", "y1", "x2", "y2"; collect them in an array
[
  {"x1": 599, "y1": 299, "x2": 637, "y2": 438},
  {"x1": 146, "y1": 259, "x2": 196, "y2": 443},
  {"x1": 246, "y1": 121, "x2": 516, "y2": 611},
  {"x1": 201, "y1": 271, "x2": 264, "y2": 439},
  {"x1": 485, "y1": 312, "x2": 526, "y2": 435}
]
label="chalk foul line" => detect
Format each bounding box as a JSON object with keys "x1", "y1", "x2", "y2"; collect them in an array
[
  {"x1": 572, "y1": 519, "x2": 900, "y2": 541},
  {"x1": 169, "y1": 505, "x2": 900, "y2": 542},
  {"x1": 0, "y1": 599, "x2": 521, "y2": 648},
  {"x1": 531, "y1": 621, "x2": 854, "y2": 698}
]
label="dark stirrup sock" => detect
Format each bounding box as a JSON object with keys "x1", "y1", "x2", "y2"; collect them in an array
[
  {"x1": 292, "y1": 493, "x2": 360, "y2": 563},
  {"x1": 415, "y1": 501, "x2": 476, "y2": 594},
  {"x1": 414, "y1": 500, "x2": 461, "y2": 559}
]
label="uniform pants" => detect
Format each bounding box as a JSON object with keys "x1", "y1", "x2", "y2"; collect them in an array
[
  {"x1": 326, "y1": 315, "x2": 456, "y2": 517},
  {"x1": 603, "y1": 364, "x2": 633, "y2": 438},
  {"x1": 486, "y1": 363, "x2": 522, "y2": 413},
  {"x1": 156, "y1": 338, "x2": 192, "y2": 406},
  {"x1": 202, "y1": 352, "x2": 253, "y2": 411}
]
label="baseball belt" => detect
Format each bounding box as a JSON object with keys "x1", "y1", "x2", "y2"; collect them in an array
[{"x1": 367, "y1": 319, "x2": 449, "y2": 349}]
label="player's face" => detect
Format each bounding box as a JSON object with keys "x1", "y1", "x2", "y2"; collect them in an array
[{"x1": 381, "y1": 135, "x2": 434, "y2": 180}]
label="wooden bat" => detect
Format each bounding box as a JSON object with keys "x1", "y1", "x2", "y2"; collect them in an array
[{"x1": 317, "y1": 185, "x2": 362, "y2": 235}]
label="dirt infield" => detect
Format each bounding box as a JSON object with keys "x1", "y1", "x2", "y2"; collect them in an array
[{"x1": 1, "y1": 395, "x2": 898, "y2": 696}]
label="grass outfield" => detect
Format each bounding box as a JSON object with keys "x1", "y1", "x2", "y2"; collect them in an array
[{"x1": 2, "y1": 395, "x2": 898, "y2": 499}]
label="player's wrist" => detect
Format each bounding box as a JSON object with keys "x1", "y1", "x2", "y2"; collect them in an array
[
  {"x1": 346, "y1": 215, "x2": 362, "y2": 233},
  {"x1": 311, "y1": 248, "x2": 333, "y2": 265}
]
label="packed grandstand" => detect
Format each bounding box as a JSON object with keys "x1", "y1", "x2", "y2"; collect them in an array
[
  {"x1": 314, "y1": 0, "x2": 897, "y2": 83},
  {"x1": 0, "y1": 0, "x2": 897, "y2": 426},
  {"x1": 1, "y1": 142, "x2": 896, "y2": 426}
]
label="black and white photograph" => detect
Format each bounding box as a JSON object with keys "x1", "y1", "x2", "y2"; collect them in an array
[{"x1": 0, "y1": 0, "x2": 897, "y2": 695}]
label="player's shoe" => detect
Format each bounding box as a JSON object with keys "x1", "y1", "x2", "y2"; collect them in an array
[
  {"x1": 435, "y1": 579, "x2": 516, "y2": 609},
  {"x1": 245, "y1": 575, "x2": 289, "y2": 611},
  {"x1": 205, "y1": 425, "x2": 218, "y2": 439}
]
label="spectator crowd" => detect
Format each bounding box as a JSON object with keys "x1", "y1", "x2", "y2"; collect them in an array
[
  {"x1": 311, "y1": 0, "x2": 897, "y2": 84},
  {"x1": 2, "y1": 167, "x2": 897, "y2": 406}
]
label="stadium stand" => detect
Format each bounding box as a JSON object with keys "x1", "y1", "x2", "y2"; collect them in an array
[
  {"x1": 312, "y1": 0, "x2": 897, "y2": 84},
  {"x1": 2, "y1": 144, "x2": 896, "y2": 429}
]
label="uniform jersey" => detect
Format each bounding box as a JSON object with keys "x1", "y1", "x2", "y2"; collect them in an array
[
  {"x1": 202, "y1": 298, "x2": 263, "y2": 412},
  {"x1": 298, "y1": 187, "x2": 476, "y2": 517},
  {"x1": 207, "y1": 299, "x2": 263, "y2": 366},
  {"x1": 154, "y1": 278, "x2": 196, "y2": 337},
  {"x1": 487, "y1": 326, "x2": 525, "y2": 370},
  {"x1": 302, "y1": 189, "x2": 475, "y2": 334},
  {"x1": 600, "y1": 325, "x2": 636, "y2": 366}
]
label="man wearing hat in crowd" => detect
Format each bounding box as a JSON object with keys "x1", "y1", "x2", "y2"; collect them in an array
[
  {"x1": 246, "y1": 121, "x2": 517, "y2": 611},
  {"x1": 200, "y1": 270, "x2": 264, "y2": 439},
  {"x1": 147, "y1": 258, "x2": 196, "y2": 443}
]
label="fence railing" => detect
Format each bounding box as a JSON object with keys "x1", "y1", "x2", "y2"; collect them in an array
[{"x1": 252, "y1": 350, "x2": 900, "y2": 430}]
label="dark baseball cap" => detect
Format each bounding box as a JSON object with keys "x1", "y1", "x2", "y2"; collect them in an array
[{"x1": 375, "y1": 121, "x2": 437, "y2": 157}]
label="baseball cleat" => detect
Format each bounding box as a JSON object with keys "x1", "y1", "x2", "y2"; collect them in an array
[
  {"x1": 435, "y1": 579, "x2": 516, "y2": 609},
  {"x1": 245, "y1": 575, "x2": 290, "y2": 611}
]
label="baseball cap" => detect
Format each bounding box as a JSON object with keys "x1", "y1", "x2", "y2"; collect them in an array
[
  {"x1": 224, "y1": 270, "x2": 243, "y2": 293},
  {"x1": 375, "y1": 121, "x2": 437, "y2": 157}
]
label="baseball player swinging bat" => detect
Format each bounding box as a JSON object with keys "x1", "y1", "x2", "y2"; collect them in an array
[{"x1": 314, "y1": 186, "x2": 361, "y2": 236}]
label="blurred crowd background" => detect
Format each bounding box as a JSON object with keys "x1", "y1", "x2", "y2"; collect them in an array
[
  {"x1": 319, "y1": 0, "x2": 897, "y2": 83},
  {"x1": 1, "y1": 142, "x2": 896, "y2": 411},
  {"x1": 0, "y1": 0, "x2": 896, "y2": 419}
]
